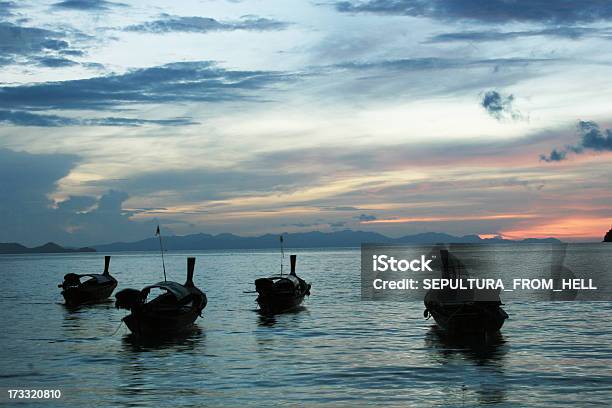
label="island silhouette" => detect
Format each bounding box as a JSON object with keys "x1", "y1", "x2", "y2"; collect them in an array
[
  {"x1": 0, "y1": 231, "x2": 565, "y2": 254},
  {"x1": 0, "y1": 242, "x2": 95, "y2": 254},
  {"x1": 92, "y1": 230, "x2": 562, "y2": 252}
]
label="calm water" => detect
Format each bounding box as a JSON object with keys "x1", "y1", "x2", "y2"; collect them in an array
[{"x1": 1, "y1": 247, "x2": 611, "y2": 407}]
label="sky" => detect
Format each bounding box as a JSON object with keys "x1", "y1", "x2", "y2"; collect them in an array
[{"x1": 0, "y1": 0, "x2": 611, "y2": 246}]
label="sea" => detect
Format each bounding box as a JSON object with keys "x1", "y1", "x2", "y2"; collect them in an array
[{"x1": 1, "y1": 245, "x2": 611, "y2": 407}]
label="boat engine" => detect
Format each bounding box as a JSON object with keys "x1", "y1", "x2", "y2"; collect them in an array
[
  {"x1": 58, "y1": 273, "x2": 81, "y2": 288},
  {"x1": 115, "y1": 288, "x2": 143, "y2": 310}
]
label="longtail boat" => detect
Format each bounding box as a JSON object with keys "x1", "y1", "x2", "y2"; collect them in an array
[
  {"x1": 58, "y1": 255, "x2": 117, "y2": 306},
  {"x1": 115, "y1": 257, "x2": 207, "y2": 337},
  {"x1": 424, "y1": 249, "x2": 508, "y2": 334}
]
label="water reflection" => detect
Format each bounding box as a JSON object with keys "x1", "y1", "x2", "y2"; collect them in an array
[
  {"x1": 425, "y1": 326, "x2": 509, "y2": 405},
  {"x1": 61, "y1": 299, "x2": 114, "y2": 315},
  {"x1": 120, "y1": 326, "x2": 204, "y2": 352},
  {"x1": 61, "y1": 302, "x2": 115, "y2": 339},
  {"x1": 116, "y1": 326, "x2": 206, "y2": 405},
  {"x1": 425, "y1": 326, "x2": 508, "y2": 365},
  {"x1": 255, "y1": 306, "x2": 308, "y2": 327}
]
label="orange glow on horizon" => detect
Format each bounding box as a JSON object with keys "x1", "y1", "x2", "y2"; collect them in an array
[
  {"x1": 478, "y1": 234, "x2": 509, "y2": 239},
  {"x1": 500, "y1": 217, "x2": 608, "y2": 241}
]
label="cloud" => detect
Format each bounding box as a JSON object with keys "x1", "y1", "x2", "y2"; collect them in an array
[
  {"x1": 426, "y1": 27, "x2": 601, "y2": 43},
  {"x1": 335, "y1": 1, "x2": 612, "y2": 24},
  {"x1": 0, "y1": 110, "x2": 76, "y2": 126},
  {"x1": 34, "y1": 56, "x2": 78, "y2": 67},
  {"x1": 250, "y1": 127, "x2": 557, "y2": 175},
  {"x1": 319, "y1": 206, "x2": 364, "y2": 211},
  {"x1": 0, "y1": 22, "x2": 69, "y2": 54},
  {"x1": 284, "y1": 222, "x2": 320, "y2": 228},
  {"x1": 91, "y1": 167, "x2": 315, "y2": 202},
  {"x1": 481, "y1": 90, "x2": 520, "y2": 120},
  {"x1": 282, "y1": 220, "x2": 347, "y2": 228},
  {"x1": 0, "y1": 110, "x2": 197, "y2": 127},
  {"x1": 0, "y1": 22, "x2": 86, "y2": 67},
  {"x1": 52, "y1": 0, "x2": 127, "y2": 11},
  {"x1": 0, "y1": 148, "x2": 155, "y2": 246},
  {"x1": 0, "y1": 61, "x2": 294, "y2": 111},
  {"x1": 579, "y1": 120, "x2": 612, "y2": 151},
  {"x1": 89, "y1": 117, "x2": 197, "y2": 126},
  {"x1": 0, "y1": 1, "x2": 17, "y2": 17},
  {"x1": 540, "y1": 120, "x2": 612, "y2": 162},
  {"x1": 335, "y1": 56, "x2": 554, "y2": 72},
  {"x1": 539, "y1": 148, "x2": 567, "y2": 162},
  {"x1": 356, "y1": 213, "x2": 377, "y2": 221},
  {"x1": 125, "y1": 14, "x2": 289, "y2": 34}
]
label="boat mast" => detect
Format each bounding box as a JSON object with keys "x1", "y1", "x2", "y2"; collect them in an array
[
  {"x1": 156, "y1": 225, "x2": 167, "y2": 282},
  {"x1": 280, "y1": 235, "x2": 284, "y2": 276}
]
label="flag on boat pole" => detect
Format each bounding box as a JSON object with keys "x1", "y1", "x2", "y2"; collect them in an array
[{"x1": 156, "y1": 225, "x2": 167, "y2": 282}]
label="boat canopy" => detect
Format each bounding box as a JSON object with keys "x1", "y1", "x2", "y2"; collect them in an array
[
  {"x1": 142, "y1": 281, "x2": 191, "y2": 301},
  {"x1": 78, "y1": 274, "x2": 114, "y2": 284},
  {"x1": 267, "y1": 275, "x2": 300, "y2": 284}
]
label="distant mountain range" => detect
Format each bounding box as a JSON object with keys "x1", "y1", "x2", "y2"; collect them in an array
[
  {"x1": 92, "y1": 230, "x2": 561, "y2": 252},
  {"x1": 0, "y1": 242, "x2": 96, "y2": 254}
]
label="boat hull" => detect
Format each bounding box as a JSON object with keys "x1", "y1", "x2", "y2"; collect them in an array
[
  {"x1": 122, "y1": 294, "x2": 207, "y2": 337},
  {"x1": 62, "y1": 281, "x2": 117, "y2": 306},
  {"x1": 256, "y1": 293, "x2": 306, "y2": 315},
  {"x1": 123, "y1": 309, "x2": 201, "y2": 337},
  {"x1": 425, "y1": 302, "x2": 508, "y2": 334}
]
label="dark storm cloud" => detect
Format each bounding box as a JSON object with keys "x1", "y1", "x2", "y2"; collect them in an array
[
  {"x1": 539, "y1": 148, "x2": 567, "y2": 162},
  {"x1": 0, "y1": 148, "x2": 155, "y2": 246},
  {"x1": 52, "y1": 0, "x2": 127, "y2": 11},
  {"x1": 481, "y1": 90, "x2": 520, "y2": 120},
  {"x1": 579, "y1": 121, "x2": 612, "y2": 151},
  {"x1": 0, "y1": 110, "x2": 76, "y2": 126},
  {"x1": 0, "y1": 148, "x2": 79, "y2": 205},
  {"x1": 335, "y1": 0, "x2": 612, "y2": 24},
  {"x1": 0, "y1": 110, "x2": 197, "y2": 127},
  {"x1": 61, "y1": 49, "x2": 86, "y2": 56},
  {"x1": 35, "y1": 56, "x2": 78, "y2": 67},
  {"x1": 0, "y1": 22, "x2": 86, "y2": 67},
  {"x1": 125, "y1": 14, "x2": 289, "y2": 34},
  {"x1": 356, "y1": 214, "x2": 377, "y2": 221},
  {"x1": 540, "y1": 120, "x2": 612, "y2": 162},
  {"x1": 426, "y1": 27, "x2": 600, "y2": 43},
  {"x1": 0, "y1": 61, "x2": 294, "y2": 111},
  {"x1": 0, "y1": 22, "x2": 69, "y2": 54}
]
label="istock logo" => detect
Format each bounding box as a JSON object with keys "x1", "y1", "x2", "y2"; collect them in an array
[{"x1": 372, "y1": 255, "x2": 434, "y2": 272}]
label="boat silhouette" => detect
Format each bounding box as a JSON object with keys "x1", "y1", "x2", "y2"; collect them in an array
[
  {"x1": 58, "y1": 255, "x2": 117, "y2": 306},
  {"x1": 255, "y1": 254, "x2": 311, "y2": 315},
  {"x1": 424, "y1": 249, "x2": 508, "y2": 335},
  {"x1": 115, "y1": 257, "x2": 207, "y2": 337}
]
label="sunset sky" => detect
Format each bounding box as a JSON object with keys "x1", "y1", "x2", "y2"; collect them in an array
[{"x1": 1, "y1": 0, "x2": 611, "y2": 246}]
